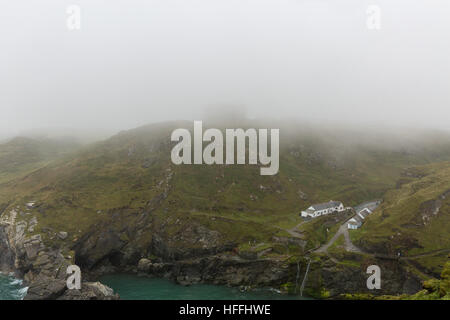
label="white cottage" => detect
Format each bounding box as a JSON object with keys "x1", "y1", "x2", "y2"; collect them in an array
[
  {"x1": 347, "y1": 208, "x2": 372, "y2": 229},
  {"x1": 347, "y1": 218, "x2": 361, "y2": 229},
  {"x1": 301, "y1": 201, "x2": 345, "y2": 218}
]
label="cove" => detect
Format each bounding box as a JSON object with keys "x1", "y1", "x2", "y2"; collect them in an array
[{"x1": 99, "y1": 274, "x2": 308, "y2": 300}]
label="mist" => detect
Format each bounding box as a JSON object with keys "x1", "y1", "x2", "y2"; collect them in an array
[{"x1": 1, "y1": 0, "x2": 449, "y2": 140}]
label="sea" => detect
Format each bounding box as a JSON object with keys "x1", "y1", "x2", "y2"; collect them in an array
[
  {"x1": 0, "y1": 273, "x2": 28, "y2": 300},
  {"x1": 0, "y1": 273, "x2": 307, "y2": 300},
  {"x1": 99, "y1": 274, "x2": 307, "y2": 300}
]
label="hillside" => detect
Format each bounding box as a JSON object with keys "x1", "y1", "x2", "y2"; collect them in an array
[
  {"x1": 1, "y1": 123, "x2": 449, "y2": 246},
  {"x1": 0, "y1": 136, "x2": 80, "y2": 184},
  {"x1": 351, "y1": 161, "x2": 450, "y2": 276},
  {"x1": 0, "y1": 121, "x2": 450, "y2": 298}
]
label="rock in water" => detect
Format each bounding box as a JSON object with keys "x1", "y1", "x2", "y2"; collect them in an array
[
  {"x1": 58, "y1": 281, "x2": 119, "y2": 300},
  {"x1": 137, "y1": 258, "x2": 152, "y2": 272},
  {"x1": 25, "y1": 274, "x2": 119, "y2": 300},
  {"x1": 24, "y1": 275, "x2": 67, "y2": 300}
]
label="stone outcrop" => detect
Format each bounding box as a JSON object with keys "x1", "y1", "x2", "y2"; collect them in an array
[
  {"x1": 136, "y1": 254, "x2": 291, "y2": 288},
  {"x1": 302, "y1": 254, "x2": 422, "y2": 298},
  {"x1": 0, "y1": 206, "x2": 118, "y2": 300},
  {"x1": 25, "y1": 274, "x2": 118, "y2": 300},
  {"x1": 58, "y1": 282, "x2": 119, "y2": 300},
  {"x1": 0, "y1": 225, "x2": 15, "y2": 272}
]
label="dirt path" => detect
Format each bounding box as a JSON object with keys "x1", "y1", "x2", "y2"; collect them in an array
[
  {"x1": 285, "y1": 221, "x2": 308, "y2": 238},
  {"x1": 314, "y1": 201, "x2": 382, "y2": 254},
  {"x1": 315, "y1": 218, "x2": 364, "y2": 253},
  {"x1": 316, "y1": 222, "x2": 449, "y2": 259},
  {"x1": 401, "y1": 248, "x2": 450, "y2": 260}
]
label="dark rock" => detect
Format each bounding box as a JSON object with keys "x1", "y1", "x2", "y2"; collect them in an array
[
  {"x1": 138, "y1": 253, "x2": 290, "y2": 288},
  {"x1": 24, "y1": 274, "x2": 67, "y2": 300},
  {"x1": 73, "y1": 229, "x2": 126, "y2": 269},
  {"x1": 238, "y1": 250, "x2": 258, "y2": 260},
  {"x1": 58, "y1": 282, "x2": 119, "y2": 300},
  {"x1": 0, "y1": 225, "x2": 15, "y2": 272},
  {"x1": 137, "y1": 258, "x2": 152, "y2": 272}
]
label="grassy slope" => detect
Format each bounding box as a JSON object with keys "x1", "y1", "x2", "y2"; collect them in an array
[
  {"x1": 351, "y1": 161, "x2": 450, "y2": 274},
  {"x1": 0, "y1": 122, "x2": 450, "y2": 257},
  {"x1": 0, "y1": 136, "x2": 80, "y2": 184}
]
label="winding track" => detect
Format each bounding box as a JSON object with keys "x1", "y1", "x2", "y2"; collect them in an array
[
  {"x1": 314, "y1": 218, "x2": 364, "y2": 253},
  {"x1": 285, "y1": 221, "x2": 308, "y2": 238}
]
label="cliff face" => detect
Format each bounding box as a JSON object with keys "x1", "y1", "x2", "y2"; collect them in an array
[
  {"x1": 65, "y1": 202, "x2": 423, "y2": 299},
  {"x1": 73, "y1": 214, "x2": 293, "y2": 289},
  {"x1": 0, "y1": 209, "x2": 21, "y2": 274},
  {"x1": 307, "y1": 255, "x2": 423, "y2": 298},
  {"x1": 0, "y1": 206, "x2": 118, "y2": 300},
  {"x1": 0, "y1": 225, "x2": 15, "y2": 272}
]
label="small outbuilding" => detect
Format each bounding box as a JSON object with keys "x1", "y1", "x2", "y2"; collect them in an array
[{"x1": 347, "y1": 208, "x2": 373, "y2": 229}]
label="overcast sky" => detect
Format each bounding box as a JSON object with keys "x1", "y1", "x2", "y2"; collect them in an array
[{"x1": 1, "y1": 0, "x2": 449, "y2": 138}]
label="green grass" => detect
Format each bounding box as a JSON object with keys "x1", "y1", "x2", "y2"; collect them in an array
[
  {"x1": 328, "y1": 234, "x2": 345, "y2": 255},
  {"x1": 0, "y1": 137, "x2": 80, "y2": 184},
  {"x1": 351, "y1": 162, "x2": 450, "y2": 272}
]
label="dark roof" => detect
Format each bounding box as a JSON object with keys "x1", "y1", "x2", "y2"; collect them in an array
[
  {"x1": 311, "y1": 201, "x2": 343, "y2": 211},
  {"x1": 354, "y1": 215, "x2": 364, "y2": 224},
  {"x1": 358, "y1": 208, "x2": 372, "y2": 219}
]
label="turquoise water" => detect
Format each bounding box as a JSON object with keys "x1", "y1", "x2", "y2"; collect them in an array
[
  {"x1": 100, "y1": 274, "x2": 306, "y2": 300},
  {"x1": 0, "y1": 273, "x2": 28, "y2": 300}
]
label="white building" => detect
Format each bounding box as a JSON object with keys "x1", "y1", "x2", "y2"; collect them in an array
[
  {"x1": 347, "y1": 208, "x2": 372, "y2": 229},
  {"x1": 347, "y1": 218, "x2": 361, "y2": 229},
  {"x1": 301, "y1": 201, "x2": 345, "y2": 218}
]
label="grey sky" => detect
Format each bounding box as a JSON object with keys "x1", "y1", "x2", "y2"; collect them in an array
[{"x1": 1, "y1": 0, "x2": 449, "y2": 138}]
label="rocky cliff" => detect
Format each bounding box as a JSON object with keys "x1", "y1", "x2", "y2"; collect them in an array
[{"x1": 0, "y1": 205, "x2": 118, "y2": 300}]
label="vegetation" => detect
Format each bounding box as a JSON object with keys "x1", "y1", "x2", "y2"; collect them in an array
[
  {"x1": 342, "y1": 260, "x2": 450, "y2": 300},
  {"x1": 1, "y1": 121, "x2": 450, "y2": 298},
  {"x1": 0, "y1": 136, "x2": 80, "y2": 184},
  {"x1": 351, "y1": 162, "x2": 450, "y2": 274}
]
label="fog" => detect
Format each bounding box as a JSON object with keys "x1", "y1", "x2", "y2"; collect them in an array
[{"x1": 1, "y1": 0, "x2": 449, "y2": 140}]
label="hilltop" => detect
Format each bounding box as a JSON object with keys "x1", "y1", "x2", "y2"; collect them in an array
[{"x1": 0, "y1": 136, "x2": 81, "y2": 184}]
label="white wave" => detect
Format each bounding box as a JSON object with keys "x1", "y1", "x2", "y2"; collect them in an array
[
  {"x1": 0, "y1": 273, "x2": 27, "y2": 300},
  {"x1": 269, "y1": 288, "x2": 281, "y2": 294},
  {"x1": 18, "y1": 286, "x2": 29, "y2": 299},
  {"x1": 9, "y1": 278, "x2": 23, "y2": 286}
]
